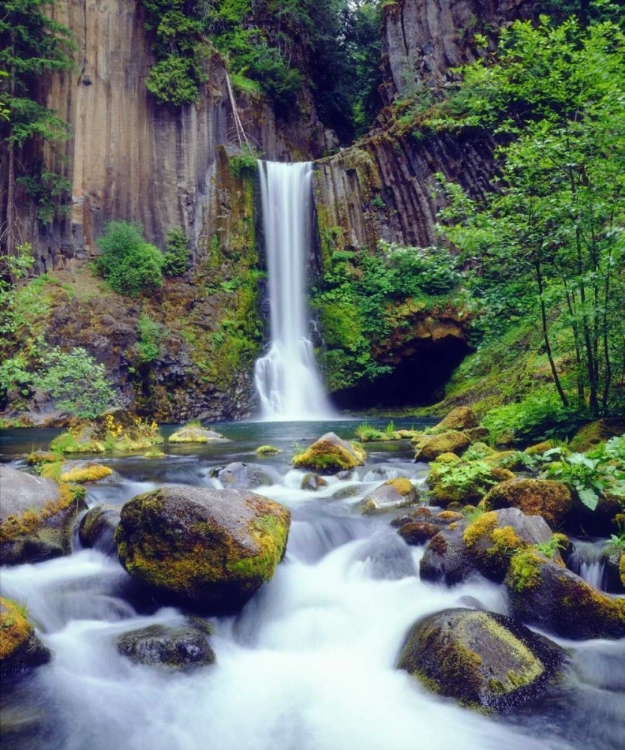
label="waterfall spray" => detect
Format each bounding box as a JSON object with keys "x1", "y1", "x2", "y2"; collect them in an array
[{"x1": 254, "y1": 161, "x2": 334, "y2": 420}]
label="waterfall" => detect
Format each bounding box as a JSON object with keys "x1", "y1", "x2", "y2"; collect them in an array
[{"x1": 254, "y1": 161, "x2": 334, "y2": 421}]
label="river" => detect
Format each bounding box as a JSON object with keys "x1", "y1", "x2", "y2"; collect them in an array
[{"x1": 1, "y1": 420, "x2": 624, "y2": 750}]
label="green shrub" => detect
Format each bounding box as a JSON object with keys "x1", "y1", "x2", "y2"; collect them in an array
[
  {"x1": 96, "y1": 222, "x2": 164, "y2": 297},
  {"x1": 34, "y1": 347, "x2": 117, "y2": 419},
  {"x1": 162, "y1": 228, "x2": 189, "y2": 277},
  {"x1": 229, "y1": 144, "x2": 259, "y2": 179}
]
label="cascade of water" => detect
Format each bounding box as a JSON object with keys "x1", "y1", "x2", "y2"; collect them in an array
[{"x1": 254, "y1": 160, "x2": 334, "y2": 421}]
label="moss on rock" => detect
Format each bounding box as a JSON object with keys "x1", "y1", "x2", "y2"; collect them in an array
[
  {"x1": 397, "y1": 608, "x2": 563, "y2": 712},
  {"x1": 169, "y1": 425, "x2": 229, "y2": 444},
  {"x1": 506, "y1": 550, "x2": 625, "y2": 640},
  {"x1": 293, "y1": 432, "x2": 366, "y2": 474},
  {"x1": 255, "y1": 445, "x2": 283, "y2": 455},
  {"x1": 0, "y1": 599, "x2": 50, "y2": 678},
  {"x1": 569, "y1": 419, "x2": 625, "y2": 453},
  {"x1": 115, "y1": 487, "x2": 290, "y2": 613},
  {"x1": 415, "y1": 431, "x2": 471, "y2": 462},
  {"x1": 483, "y1": 479, "x2": 573, "y2": 529},
  {"x1": 360, "y1": 478, "x2": 419, "y2": 515},
  {"x1": 60, "y1": 464, "x2": 113, "y2": 483},
  {"x1": 430, "y1": 407, "x2": 479, "y2": 434}
]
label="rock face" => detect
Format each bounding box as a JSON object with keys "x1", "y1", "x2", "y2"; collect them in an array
[
  {"x1": 419, "y1": 508, "x2": 555, "y2": 585},
  {"x1": 506, "y1": 550, "x2": 625, "y2": 640},
  {"x1": 115, "y1": 487, "x2": 290, "y2": 613},
  {"x1": 211, "y1": 462, "x2": 280, "y2": 490},
  {"x1": 293, "y1": 432, "x2": 366, "y2": 474},
  {"x1": 5, "y1": 0, "x2": 329, "y2": 271},
  {"x1": 0, "y1": 466, "x2": 87, "y2": 565},
  {"x1": 397, "y1": 608, "x2": 563, "y2": 712},
  {"x1": 116, "y1": 622, "x2": 215, "y2": 670},
  {"x1": 360, "y1": 478, "x2": 419, "y2": 514},
  {"x1": 483, "y1": 479, "x2": 573, "y2": 529},
  {"x1": 0, "y1": 599, "x2": 51, "y2": 678}
]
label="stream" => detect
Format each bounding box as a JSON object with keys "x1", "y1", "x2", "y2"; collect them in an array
[{"x1": 1, "y1": 420, "x2": 624, "y2": 750}]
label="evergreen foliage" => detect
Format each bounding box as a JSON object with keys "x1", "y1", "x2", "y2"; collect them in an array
[{"x1": 162, "y1": 228, "x2": 189, "y2": 277}]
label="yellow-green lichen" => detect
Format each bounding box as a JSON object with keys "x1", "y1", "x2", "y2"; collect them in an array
[{"x1": 60, "y1": 464, "x2": 113, "y2": 483}]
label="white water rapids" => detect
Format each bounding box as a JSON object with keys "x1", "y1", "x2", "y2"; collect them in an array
[
  {"x1": 254, "y1": 161, "x2": 334, "y2": 421},
  {"x1": 1, "y1": 440, "x2": 623, "y2": 750}
]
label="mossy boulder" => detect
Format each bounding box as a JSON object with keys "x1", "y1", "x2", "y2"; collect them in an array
[
  {"x1": 483, "y1": 479, "x2": 572, "y2": 529},
  {"x1": 255, "y1": 445, "x2": 282, "y2": 456},
  {"x1": 415, "y1": 431, "x2": 471, "y2": 462},
  {"x1": 506, "y1": 550, "x2": 625, "y2": 640},
  {"x1": 569, "y1": 419, "x2": 625, "y2": 453},
  {"x1": 50, "y1": 423, "x2": 105, "y2": 454},
  {"x1": 430, "y1": 407, "x2": 479, "y2": 434},
  {"x1": 293, "y1": 432, "x2": 366, "y2": 475},
  {"x1": 360, "y1": 478, "x2": 418, "y2": 515},
  {"x1": 462, "y1": 427, "x2": 490, "y2": 443},
  {"x1": 210, "y1": 462, "x2": 280, "y2": 490},
  {"x1": 78, "y1": 504, "x2": 121, "y2": 555},
  {"x1": 301, "y1": 473, "x2": 329, "y2": 491},
  {"x1": 525, "y1": 441, "x2": 555, "y2": 456},
  {"x1": 397, "y1": 608, "x2": 564, "y2": 712},
  {"x1": 420, "y1": 508, "x2": 554, "y2": 586},
  {"x1": 169, "y1": 425, "x2": 229, "y2": 444},
  {"x1": 116, "y1": 621, "x2": 215, "y2": 671},
  {"x1": 568, "y1": 491, "x2": 624, "y2": 537},
  {"x1": 59, "y1": 462, "x2": 113, "y2": 484},
  {"x1": 115, "y1": 487, "x2": 291, "y2": 613},
  {"x1": 0, "y1": 599, "x2": 51, "y2": 678},
  {"x1": 398, "y1": 521, "x2": 440, "y2": 546},
  {"x1": 0, "y1": 466, "x2": 87, "y2": 565}
]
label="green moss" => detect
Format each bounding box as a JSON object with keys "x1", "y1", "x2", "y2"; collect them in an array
[
  {"x1": 0, "y1": 599, "x2": 33, "y2": 661},
  {"x1": 508, "y1": 550, "x2": 545, "y2": 592},
  {"x1": 293, "y1": 437, "x2": 365, "y2": 474},
  {"x1": 387, "y1": 478, "x2": 415, "y2": 496},
  {"x1": 60, "y1": 464, "x2": 112, "y2": 483},
  {"x1": 255, "y1": 445, "x2": 283, "y2": 455}
]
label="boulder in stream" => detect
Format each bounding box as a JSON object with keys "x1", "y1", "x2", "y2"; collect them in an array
[
  {"x1": 115, "y1": 487, "x2": 291, "y2": 613},
  {"x1": 414, "y1": 431, "x2": 471, "y2": 462},
  {"x1": 211, "y1": 462, "x2": 280, "y2": 490},
  {"x1": 78, "y1": 504, "x2": 121, "y2": 555},
  {"x1": 301, "y1": 473, "x2": 328, "y2": 491},
  {"x1": 397, "y1": 608, "x2": 564, "y2": 712},
  {"x1": 169, "y1": 424, "x2": 229, "y2": 444},
  {"x1": 505, "y1": 549, "x2": 625, "y2": 640},
  {"x1": 0, "y1": 466, "x2": 87, "y2": 565},
  {"x1": 360, "y1": 478, "x2": 419, "y2": 515},
  {"x1": 419, "y1": 508, "x2": 556, "y2": 585},
  {"x1": 292, "y1": 432, "x2": 365, "y2": 474},
  {"x1": 116, "y1": 621, "x2": 215, "y2": 670},
  {"x1": 0, "y1": 598, "x2": 51, "y2": 678}
]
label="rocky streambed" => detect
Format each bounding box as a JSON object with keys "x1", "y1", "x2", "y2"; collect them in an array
[{"x1": 0, "y1": 419, "x2": 624, "y2": 750}]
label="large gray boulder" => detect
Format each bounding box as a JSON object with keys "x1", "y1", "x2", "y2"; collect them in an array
[
  {"x1": 397, "y1": 608, "x2": 564, "y2": 712},
  {"x1": 0, "y1": 466, "x2": 86, "y2": 565},
  {"x1": 210, "y1": 462, "x2": 280, "y2": 490},
  {"x1": 78, "y1": 504, "x2": 121, "y2": 555},
  {"x1": 115, "y1": 487, "x2": 291, "y2": 613}
]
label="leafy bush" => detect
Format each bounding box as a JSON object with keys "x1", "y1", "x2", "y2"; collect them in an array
[
  {"x1": 162, "y1": 228, "x2": 189, "y2": 277},
  {"x1": 229, "y1": 144, "x2": 259, "y2": 179},
  {"x1": 96, "y1": 222, "x2": 164, "y2": 297},
  {"x1": 34, "y1": 347, "x2": 117, "y2": 419},
  {"x1": 541, "y1": 439, "x2": 625, "y2": 511}
]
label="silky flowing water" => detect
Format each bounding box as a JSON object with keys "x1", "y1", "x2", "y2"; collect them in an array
[{"x1": 1, "y1": 422, "x2": 624, "y2": 750}]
